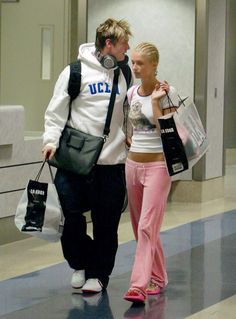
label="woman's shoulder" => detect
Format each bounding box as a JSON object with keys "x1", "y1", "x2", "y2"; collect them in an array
[
  {"x1": 127, "y1": 84, "x2": 139, "y2": 104},
  {"x1": 127, "y1": 84, "x2": 139, "y2": 94}
]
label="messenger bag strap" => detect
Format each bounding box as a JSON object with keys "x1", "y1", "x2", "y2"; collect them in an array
[{"x1": 102, "y1": 67, "x2": 120, "y2": 138}]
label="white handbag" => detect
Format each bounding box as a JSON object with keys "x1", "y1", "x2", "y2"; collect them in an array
[{"x1": 14, "y1": 161, "x2": 64, "y2": 242}]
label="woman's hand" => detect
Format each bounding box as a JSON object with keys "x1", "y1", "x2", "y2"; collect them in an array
[
  {"x1": 151, "y1": 80, "x2": 169, "y2": 101},
  {"x1": 125, "y1": 137, "x2": 132, "y2": 148},
  {"x1": 160, "y1": 80, "x2": 169, "y2": 93}
]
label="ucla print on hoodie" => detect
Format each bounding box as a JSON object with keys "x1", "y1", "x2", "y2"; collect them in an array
[{"x1": 43, "y1": 43, "x2": 129, "y2": 165}]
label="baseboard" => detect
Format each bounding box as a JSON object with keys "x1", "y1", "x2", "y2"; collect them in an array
[
  {"x1": 0, "y1": 216, "x2": 30, "y2": 245},
  {"x1": 169, "y1": 177, "x2": 224, "y2": 202}
]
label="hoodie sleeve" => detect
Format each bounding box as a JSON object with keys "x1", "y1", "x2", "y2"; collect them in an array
[{"x1": 43, "y1": 65, "x2": 71, "y2": 149}]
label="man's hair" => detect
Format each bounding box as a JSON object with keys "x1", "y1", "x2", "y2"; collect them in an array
[{"x1": 95, "y1": 18, "x2": 132, "y2": 50}]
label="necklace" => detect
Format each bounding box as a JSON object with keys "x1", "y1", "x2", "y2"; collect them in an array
[{"x1": 139, "y1": 80, "x2": 160, "y2": 96}]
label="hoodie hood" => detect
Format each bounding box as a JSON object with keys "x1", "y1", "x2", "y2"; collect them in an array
[
  {"x1": 78, "y1": 42, "x2": 119, "y2": 86},
  {"x1": 78, "y1": 43, "x2": 118, "y2": 72}
]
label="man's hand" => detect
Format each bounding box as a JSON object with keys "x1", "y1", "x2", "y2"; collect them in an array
[{"x1": 42, "y1": 145, "x2": 56, "y2": 160}]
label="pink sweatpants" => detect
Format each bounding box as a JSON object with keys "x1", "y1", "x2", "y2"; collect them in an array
[{"x1": 125, "y1": 158, "x2": 171, "y2": 294}]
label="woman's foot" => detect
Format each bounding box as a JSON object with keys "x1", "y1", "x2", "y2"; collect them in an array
[
  {"x1": 146, "y1": 281, "x2": 161, "y2": 295},
  {"x1": 123, "y1": 288, "x2": 146, "y2": 303}
]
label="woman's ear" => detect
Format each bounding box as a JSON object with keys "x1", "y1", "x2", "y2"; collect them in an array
[{"x1": 153, "y1": 63, "x2": 158, "y2": 75}]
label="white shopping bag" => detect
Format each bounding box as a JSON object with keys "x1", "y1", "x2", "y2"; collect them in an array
[
  {"x1": 15, "y1": 161, "x2": 64, "y2": 242},
  {"x1": 173, "y1": 100, "x2": 209, "y2": 169},
  {"x1": 159, "y1": 99, "x2": 209, "y2": 176}
]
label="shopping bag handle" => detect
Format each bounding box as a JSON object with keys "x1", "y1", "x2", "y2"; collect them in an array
[
  {"x1": 165, "y1": 91, "x2": 188, "y2": 113},
  {"x1": 166, "y1": 91, "x2": 176, "y2": 108},
  {"x1": 178, "y1": 95, "x2": 188, "y2": 107},
  {"x1": 35, "y1": 160, "x2": 54, "y2": 182}
]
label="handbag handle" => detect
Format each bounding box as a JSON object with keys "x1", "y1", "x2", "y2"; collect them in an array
[{"x1": 35, "y1": 160, "x2": 54, "y2": 182}]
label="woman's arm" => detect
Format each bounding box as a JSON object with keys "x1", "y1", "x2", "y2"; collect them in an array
[{"x1": 151, "y1": 82, "x2": 169, "y2": 120}]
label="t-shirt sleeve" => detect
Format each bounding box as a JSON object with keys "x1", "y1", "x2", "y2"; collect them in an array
[{"x1": 127, "y1": 85, "x2": 138, "y2": 105}]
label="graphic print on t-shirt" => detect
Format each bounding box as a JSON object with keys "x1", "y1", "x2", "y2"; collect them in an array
[{"x1": 129, "y1": 101, "x2": 156, "y2": 131}]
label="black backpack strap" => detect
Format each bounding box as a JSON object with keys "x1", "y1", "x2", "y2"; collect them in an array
[
  {"x1": 67, "y1": 60, "x2": 82, "y2": 120},
  {"x1": 68, "y1": 60, "x2": 82, "y2": 101}
]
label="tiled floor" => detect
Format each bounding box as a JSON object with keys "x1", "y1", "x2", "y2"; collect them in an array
[{"x1": 1, "y1": 164, "x2": 236, "y2": 318}]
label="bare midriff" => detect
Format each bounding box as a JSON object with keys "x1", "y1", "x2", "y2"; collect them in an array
[{"x1": 128, "y1": 151, "x2": 165, "y2": 163}]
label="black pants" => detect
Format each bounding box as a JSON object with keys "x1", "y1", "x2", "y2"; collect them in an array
[{"x1": 54, "y1": 164, "x2": 126, "y2": 288}]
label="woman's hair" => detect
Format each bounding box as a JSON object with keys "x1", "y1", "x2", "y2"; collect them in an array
[
  {"x1": 95, "y1": 18, "x2": 132, "y2": 50},
  {"x1": 134, "y1": 42, "x2": 159, "y2": 66}
]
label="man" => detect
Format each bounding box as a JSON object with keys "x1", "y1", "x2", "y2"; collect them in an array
[{"x1": 42, "y1": 18, "x2": 132, "y2": 293}]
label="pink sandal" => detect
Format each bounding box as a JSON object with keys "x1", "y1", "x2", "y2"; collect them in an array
[
  {"x1": 123, "y1": 288, "x2": 146, "y2": 303},
  {"x1": 146, "y1": 282, "x2": 161, "y2": 295}
]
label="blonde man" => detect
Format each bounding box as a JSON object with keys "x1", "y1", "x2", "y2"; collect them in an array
[{"x1": 42, "y1": 18, "x2": 132, "y2": 293}]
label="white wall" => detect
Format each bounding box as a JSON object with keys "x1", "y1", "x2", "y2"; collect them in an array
[{"x1": 87, "y1": 0, "x2": 195, "y2": 99}]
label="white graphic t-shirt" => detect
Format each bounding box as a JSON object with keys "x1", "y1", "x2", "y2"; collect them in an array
[{"x1": 127, "y1": 85, "x2": 178, "y2": 153}]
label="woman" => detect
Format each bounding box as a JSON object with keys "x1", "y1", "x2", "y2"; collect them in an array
[{"x1": 123, "y1": 42, "x2": 178, "y2": 303}]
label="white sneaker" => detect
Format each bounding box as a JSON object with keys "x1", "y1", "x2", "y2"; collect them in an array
[
  {"x1": 82, "y1": 278, "x2": 103, "y2": 293},
  {"x1": 71, "y1": 270, "x2": 85, "y2": 289}
]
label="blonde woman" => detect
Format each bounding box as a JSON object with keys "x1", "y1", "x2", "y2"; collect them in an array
[{"x1": 124, "y1": 42, "x2": 178, "y2": 303}]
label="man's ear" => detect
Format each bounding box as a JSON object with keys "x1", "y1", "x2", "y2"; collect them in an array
[{"x1": 105, "y1": 38, "x2": 112, "y2": 48}]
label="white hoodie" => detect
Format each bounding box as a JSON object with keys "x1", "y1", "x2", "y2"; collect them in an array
[{"x1": 43, "y1": 43, "x2": 129, "y2": 165}]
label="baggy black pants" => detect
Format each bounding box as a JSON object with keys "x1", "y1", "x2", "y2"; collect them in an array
[{"x1": 54, "y1": 164, "x2": 126, "y2": 288}]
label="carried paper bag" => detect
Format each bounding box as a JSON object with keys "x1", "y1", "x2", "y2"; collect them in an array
[
  {"x1": 158, "y1": 99, "x2": 209, "y2": 176},
  {"x1": 15, "y1": 161, "x2": 64, "y2": 242}
]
